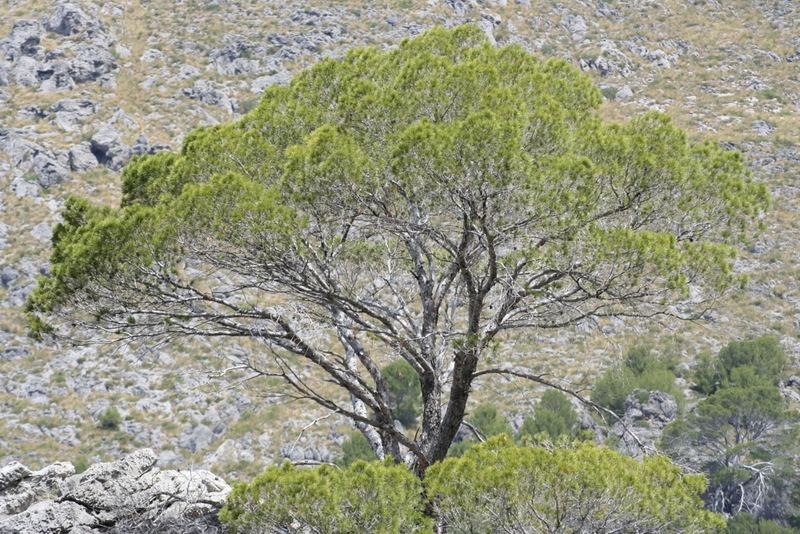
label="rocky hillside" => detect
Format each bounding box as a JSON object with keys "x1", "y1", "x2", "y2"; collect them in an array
[{"x1": 0, "y1": 0, "x2": 798, "y2": 478}]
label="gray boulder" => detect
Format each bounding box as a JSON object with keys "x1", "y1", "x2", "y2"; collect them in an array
[
  {"x1": 181, "y1": 80, "x2": 235, "y2": 113},
  {"x1": 131, "y1": 134, "x2": 171, "y2": 156},
  {"x1": 68, "y1": 142, "x2": 99, "y2": 171},
  {"x1": 179, "y1": 424, "x2": 214, "y2": 453},
  {"x1": 0, "y1": 449, "x2": 231, "y2": 533},
  {"x1": 37, "y1": 59, "x2": 74, "y2": 92},
  {"x1": 564, "y1": 14, "x2": 587, "y2": 41},
  {"x1": 0, "y1": 462, "x2": 74, "y2": 518},
  {"x1": 611, "y1": 390, "x2": 678, "y2": 458},
  {"x1": 32, "y1": 151, "x2": 70, "y2": 188},
  {"x1": 0, "y1": 501, "x2": 98, "y2": 534},
  {"x1": 47, "y1": 3, "x2": 99, "y2": 36},
  {"x1": 0, "y1": 20, "x2": 44, "y2": 61},
  {"x1": 90, "y1": 127, "x2": 130, "y2": 171},
  {"x1": 0, "y1": 463, "x2": 31, "y2": 492},
  {"x1": 11, "y1": 56, "x2": 39, "y2": 86},
  {"x1": 52, "y1": 99, "x2": 97, "y2": 130},
  {"x1": 68, "y1": 44, "x2": 116, "y2": 83}
]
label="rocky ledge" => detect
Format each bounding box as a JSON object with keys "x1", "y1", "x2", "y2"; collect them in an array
[{"x1": 0, "y1": 449, "x2": 230, "y2": 533}]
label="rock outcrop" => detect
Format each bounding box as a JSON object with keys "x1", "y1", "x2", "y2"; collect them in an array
[
  {"x1": 611, "y1": 390, "x2": 678, "y2": 458},
  {"x1": 0, "y1": 449, "x2": 230, "y2": 534}
]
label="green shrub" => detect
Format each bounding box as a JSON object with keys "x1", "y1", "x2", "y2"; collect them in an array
[
  {"x1": 426, "y1": 437, "x2": 725, "y2": 533},
  {"x1": 519, "y1": 390, "x2": 579, "y2": 440},
  {"x1": 593, "y1": 345, "x2": 683, "y2": 417},
  {"x1": 220, "y1": 460, "x2": 431, "y2": 533},
  {"x1": 726, "y1": 513, "x2": 798, "y2": 534},
  {"x1": 97, "y1": 406, "x2": 121, "y2": 430},
  {"x1": 382, "y1": 359, "x2": 422, "y2": 427},
  {"x1": 693, "y1": 336, "x2": 786, "y2": 395},
  {"x1": 470, "y1": 403, "x2": 512, "y2": 438},
  {"x1": 601, "y1": 86, "x2": 618, "y2": 101},
  {"x1": 73, "y1": 456, "x2": 90, "y2": 474},
  {"x1": 338, "y1": 431, "x2": 377, "y2": 467},
  {"x1": 449, "y1": 402, "x2": 512, "y2": 457}
]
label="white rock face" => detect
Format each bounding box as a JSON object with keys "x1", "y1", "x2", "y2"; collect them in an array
[{"x1": 0, "y1": 449, "x2": 231, "y2": 533}]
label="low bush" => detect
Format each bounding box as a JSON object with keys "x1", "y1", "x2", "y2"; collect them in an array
[
  {"x1": 592, "y1": 345, "x2": 683, "y2": 417},
  {"x1": 693, "y1": 336, "x2": 786, "y2": 395},
  {"x1": 220, "y1": 460, "x2": 431, "y2": 533},
  {"x1": 98, "y1": 406, "x2": 121, "y2": 430},
  {"x1": 338, "y1": 431, "x2": 377, "y2": 467},
  {"x1": 518, "y1": 389, "x2": 579, "y2": 441},
  {"x1": 427, "y1": 437, "x2": 724, "y2": 533},
  {"x1": 222, "y1": 439, "x2": 723, "y2": 533}
]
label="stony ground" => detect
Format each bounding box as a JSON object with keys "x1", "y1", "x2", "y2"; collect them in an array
[{"x1": 0, "y1": 0, "x2": 798, "y2": 479}]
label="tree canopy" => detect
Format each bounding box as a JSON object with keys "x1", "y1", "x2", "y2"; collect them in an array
[{"x1": 27, "y1": 25, "x2": 768, "y2": 472}]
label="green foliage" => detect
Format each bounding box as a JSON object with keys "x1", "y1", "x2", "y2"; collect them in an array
[
  {"x1": 73, "y1": 456, "x2": 90, "y2": 474},
  {"x1": 662, "y1": 386, "x2": 796, "y2": 515},
  {"x1": 28, "y1": 24, "x2": 768, "y2": 337},
  {"x1": 338, "y1": 431, "x2": 377, "y2": 467},
  {"x1": 220, "y1": 460, "x2": 431, "y2": 533},
  {"x1": 592, "y1": 345, "x2": 683, "y2": 417},
  {"x1": 601, "y1": 85, "x2": 618, "y2": 101},
  {"x1": 693, "y1": 336, "x2": 786, "y2": 395},
  {"x1": 97, "y1": 406, "x2": 121, "y2": 430},
  {"x1": 382, "y1": 360, "x2": 422, "y2": 427},
  {"x1": 426, "y1": 437, "x2": 725, "y2": 533},
  {"x1": 519, "y1": 389, "x2": 579, "y2": 440},
  {"x1": 471, "y1": 403, "x2": 512, "y2": 438},
  {"x1": 449, "y1": 402, "x2": 512, "y2": 457},
  {"x1": 727, "y1": 513, "x2": 799, "y2": 534}
]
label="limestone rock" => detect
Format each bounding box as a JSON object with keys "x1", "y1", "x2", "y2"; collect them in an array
[
  {"x1": 0, "y1": 450, "x2": 230, "y2": 533},
  {"x1": 90, "y1": 126, "x2": 130, "y2": 171},
  {"x1": 0, "y1": 501, "x2": 98, "y2": 534},
  {"x1": 47, "y1": 3, "x2": 99, "y2": 36},
  {"x1": 611, "y1": 390, "x2": 678, "y2": 458},
  {"x1": 0, "y1": 463, "x2": 31, "y2": 492},
  {"x1": 68, "y1": 142, "x2": 99, "y2": 171}
]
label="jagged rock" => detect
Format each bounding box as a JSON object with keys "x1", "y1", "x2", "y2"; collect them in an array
[
  {"x1": 476, "y1": 20, "x2": 496, "y2": 47},
  {"x1": 0, "y1": 20, "x2": 44, "y2": 61},
  {"x1": 181, "y1": 80, "x2": 235, "y2": 113},
  {"x1": 177, "y1": 63, "x2": 200, "y2": 79},
  {"x1": 52, "y1": 99, "x2": 97, "y2": 130},
  {"x1": 617, "y1": 84, "x2": 634, "y2": 100},
  {"x1": 612, "y1": 390, "x2": 677, "y2": 458},
  {"x1": 90, "y1": 126, "x2": 130, "y2": 171},
  {"x1": 47, "y1": 3, "x2": 98, "y2": 36},
  {"x1": 0, "y1": 451, "x2": 230, "y2": 533},
  {"x1": 781, "y1": 376, "x2": 800, "y2": 403},
  {"x1": 753, "y1": 119, "x2": 775, "y2": 136},
  {"x1": 68, "y1": 142, "x2": 99, "y2": 171},
  {"x1": 32, "y1": 152, "x2": 70, "y2": 187},
  {"x1": 11, "y1": 56, "x2": 39, "y2": 86},
  {"x1": 0, "y1": 463, "x2": 31, "y2": 492},
  {"x1": 0, "y1": 501, "x2": 98, "y2": 534},
  {"x1": 250, "y1": 70, "x2": 290, "y2": 93},
  {"x1": 0, "y1": 462, "x2": 74, "y2": 518},
  {"x1": 37, "y1": 60, "x2": 75, "y2": 92},
  {"x1": 563, "y1": 14, "x2": 587, "y2": 41},
  {"x1": 131, "y1": 134, "x2": 171, "y2": 156},
  {"x1": 179, "y1": 424, "x2": 214, "y2": 453},
  {"x1": 68, "y1": 44, "x2": 116, "y2": 83},
  {"x1": 30, "y1": 222, "x2": 52, "y2": 242},
  {"x1": 210, "y1": 37, "x2": 262, "y2": 76}
]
